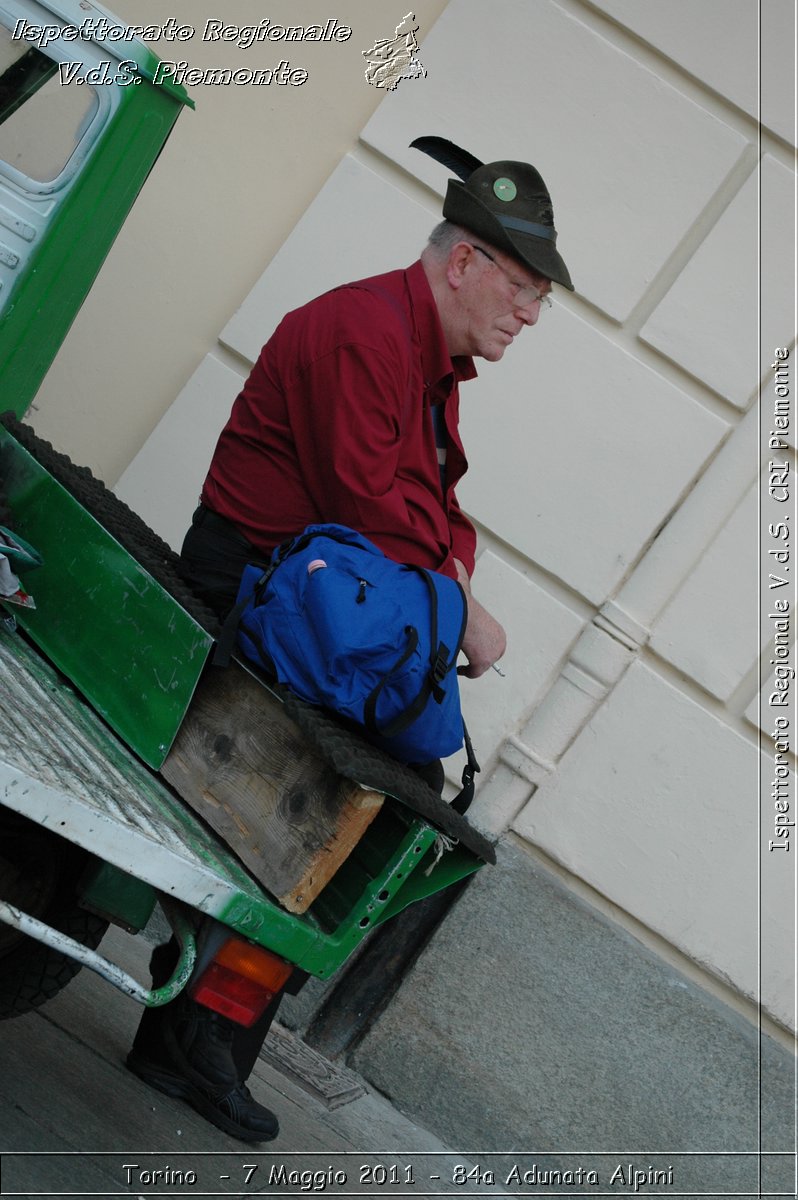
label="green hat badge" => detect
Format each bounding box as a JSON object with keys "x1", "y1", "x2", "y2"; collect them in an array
[{"x1": 493, "y1": 177, "x2": 517, "y2": 202}]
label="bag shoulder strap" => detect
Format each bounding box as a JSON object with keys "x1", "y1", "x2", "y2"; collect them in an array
[
  {"x1": 213, "y1": 559, "x2": 277, "y2": 667},
  {"x1": 451, "y1": 722, "x2": 480, "y2": 814}
]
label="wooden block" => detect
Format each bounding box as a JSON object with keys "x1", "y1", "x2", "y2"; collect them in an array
[{"x1": 160, "y1": 662, "x2": 383, "y2": 913}]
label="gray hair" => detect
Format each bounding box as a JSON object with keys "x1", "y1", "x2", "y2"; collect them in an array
[{"x1": 425, "y1": 220, "x2": 472, "y2": 258}]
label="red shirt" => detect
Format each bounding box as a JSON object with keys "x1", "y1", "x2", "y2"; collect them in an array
[{"x1": 201, "y1": 260, "x2": 478, "y2": 579}]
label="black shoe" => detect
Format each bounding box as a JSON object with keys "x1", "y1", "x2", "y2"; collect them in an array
[
  {"x1": 163, "y1": 1002, "x2": 241, "y2": 1093},
  {"x1": 126, "y1": 1051, "x2": 280, "y2": 1143},
  {"x1": 130, "y1": 946, "x2": 241, "y2": 1094}
]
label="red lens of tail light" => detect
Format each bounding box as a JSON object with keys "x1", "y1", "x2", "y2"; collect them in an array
[{"x1": 189, "y1": 938, "x2": 293, "y2": 1027}]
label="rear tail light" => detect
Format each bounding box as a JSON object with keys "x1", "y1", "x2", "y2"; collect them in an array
[{"x1": 189, "y1": 937, "x2": 293, "y2": 1027}]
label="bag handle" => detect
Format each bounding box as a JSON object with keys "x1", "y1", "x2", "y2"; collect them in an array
[{"x1": 363, "y1": 626, "x2": 426, "y2": 738}]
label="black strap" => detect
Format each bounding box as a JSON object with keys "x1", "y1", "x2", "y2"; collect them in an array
[
  {"x1": 213, "y1": 561, "x2": 277, "y2": 667},
  {"x1": 362, "y1": 565, "x2": 465, "y2": 738},
  {"x1": 414, "y1": 566, "x2": 445, "y2": 702},
  {"x1": 411, "y1": 566, "x2": 468, "y2": 699},
  {"x1": 363, "y1": 627, "x2": 423, "y2": 737},
  {"x1": 450, "y1": 721, "x2": 480, "y2": 814}
]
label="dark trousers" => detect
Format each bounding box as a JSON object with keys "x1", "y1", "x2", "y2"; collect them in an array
[{"x1": 180, "y1": 505, "x2": 265, "y2": 618}]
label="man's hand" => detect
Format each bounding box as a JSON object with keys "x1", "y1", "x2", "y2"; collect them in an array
[{"x1": 454, "y1": 559, "x2": 507, "y2": 679}]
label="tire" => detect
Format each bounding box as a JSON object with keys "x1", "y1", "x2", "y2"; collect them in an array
[{"x1": 0, "y1": 810, "x2": 109, "y2": 1019}]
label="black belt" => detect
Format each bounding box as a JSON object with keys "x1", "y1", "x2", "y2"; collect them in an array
[{"x1": 192, "y1": 504, "x2": 257, "y2": 552}]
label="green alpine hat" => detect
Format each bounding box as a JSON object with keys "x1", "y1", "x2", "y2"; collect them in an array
[{"x1": 411, "y1": 137, "x2": 574, "y2": 291}]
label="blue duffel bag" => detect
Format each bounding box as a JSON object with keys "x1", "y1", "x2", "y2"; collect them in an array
[{"x1": 216, "y1": 524, "x2": 469, "y2": 765}]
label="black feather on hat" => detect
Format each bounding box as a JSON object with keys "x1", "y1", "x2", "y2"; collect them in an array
[
  {"x1": 411, "y1": 136, "x2": 574, "y2": 291},
  {"x1": 409, "y1": 136, "x2": 482, "y2": 181}
]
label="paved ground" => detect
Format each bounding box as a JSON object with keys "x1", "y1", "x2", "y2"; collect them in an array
[
  {"x1": 0, "y1": 926, "x2": 470, "y2": 1199},
  {"x1": 3, "y1": 927, "x2": 790, "y2": 1200}
]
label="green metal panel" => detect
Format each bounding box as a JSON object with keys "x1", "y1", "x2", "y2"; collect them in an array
[
  {"x1": 217, "y1": 805, "x2": 485, "y2": 978},
  {"x1": 80, "y1": 861, "x2": 157, "y2": 932},
  {"x1": 374, "y1": 842, "x2": 483, "y2": 922},
  {"x1": 0, "y1": 428, "x2": 212, "y2": 767},
  {"x1": 217, "y1": 821, "x2": 444, "y2": 979},
  {"x1": 112, "y1": 43, "x2": 194, "y2": 108},
  {"x1": 0, "y1": 75, "x2": 190, "y2": 417}
]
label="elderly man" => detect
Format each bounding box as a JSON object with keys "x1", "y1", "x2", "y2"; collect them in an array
[{"x1": 127, "y1": 139, "x2": 573, "y2": 1142}]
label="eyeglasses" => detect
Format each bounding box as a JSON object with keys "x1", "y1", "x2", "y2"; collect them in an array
[{"x1": 469, "y1": 243, "x2": 552, "y2": 311}]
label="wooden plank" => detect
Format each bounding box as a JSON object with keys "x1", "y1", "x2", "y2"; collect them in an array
[{"x1": 160, "y1": 662, "x2": 383, "y2": 913}]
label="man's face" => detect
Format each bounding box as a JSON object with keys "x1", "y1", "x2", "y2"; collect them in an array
[{"x1": 450, "y1": 241, "x2": 552, "y2": 362}]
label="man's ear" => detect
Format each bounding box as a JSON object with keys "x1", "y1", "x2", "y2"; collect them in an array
[{"x1": 445, "y1": 241, "x2": 472, "y2": 290}]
